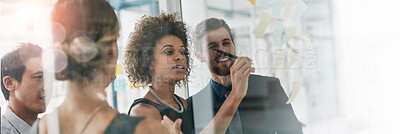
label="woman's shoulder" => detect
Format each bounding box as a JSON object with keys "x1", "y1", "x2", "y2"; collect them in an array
[
  {"x1": 109, "y1": 114, "x2": 144, "y2": 124},
  {"x1": 37, "y1": 111, "x2": 59, "y2": 134},
  {"x1": 131, "y1": 102, "x2": 159, "y2": 114},
  {"x1": 104, "y1": 114, "x2": 144, "y2": 134},
  {"x1": 105, "y1": 113, "x2": 169, "y2": 134},
  {"x1": 132, "y1": 119, "x2": 169, "y2": 134},
  {"x1": 130, "y1": 100, "x2": 162, "y2": 120}
]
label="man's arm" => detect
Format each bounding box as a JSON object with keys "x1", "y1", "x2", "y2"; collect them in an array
[{"x1": 194, "y1": 57, "x2": 254, "y2": 134}]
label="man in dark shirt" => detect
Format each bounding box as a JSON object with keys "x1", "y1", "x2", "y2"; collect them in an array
[{"x1": 187, "y1": 18, "x2": 303, "y2": 134}]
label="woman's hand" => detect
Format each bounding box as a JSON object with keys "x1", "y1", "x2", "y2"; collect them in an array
[{"x1": 160, "y1": 115, "x2": 183, "y2": 134}]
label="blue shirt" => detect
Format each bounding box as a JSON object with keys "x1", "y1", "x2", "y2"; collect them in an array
[
  {"x1": 210, "y1": 79, "x2": 232, "y2": 101},
  {"x1": 210, "y1": 80, "x2": 243, "y2": 134}
]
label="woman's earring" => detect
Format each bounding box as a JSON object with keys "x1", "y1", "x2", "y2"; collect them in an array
[{"x1": 150, "y1": 65, "x2": 154, "y2": 70}]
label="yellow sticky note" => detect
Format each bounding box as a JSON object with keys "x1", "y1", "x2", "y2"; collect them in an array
[
  {"x1": 282, "y1": 0, "x2": 294, "y2": 20},
  {"x1": 253, "y1": 11, "x2": 271, "y2": 38},
  {"x1": 249, "y1": 0, "x2": 256, "y2": 5},
  {"x1": 115, "y1": 64, "x2": 122, "y2": 76},
  {"x1": 302, "y1": 35, "x2": 312, "y2": 48},
  {"x1": 286, "y1": 81, "x2": 301, "y2": 104},
  {"x1": 280, "y1": 28, "x2": 296, "y2": 46},
  {"x1": 283, "y1": 51, "x2": 299, "y2": 74},
  {"x1": 130, "y1": 82, "x2": 138, "y2": 89}
]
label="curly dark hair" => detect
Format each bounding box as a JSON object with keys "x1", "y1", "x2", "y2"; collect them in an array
[{"x1": 124, "y1": 12, "x2": 191, "y2": 87}]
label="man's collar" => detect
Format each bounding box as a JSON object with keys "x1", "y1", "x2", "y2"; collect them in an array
[
  {"x1": 210, "y1": 79, "x2": 232, "y2": 100},
  {"x1": 3, "y1": 105, "x2": 32, "y2": 132}
]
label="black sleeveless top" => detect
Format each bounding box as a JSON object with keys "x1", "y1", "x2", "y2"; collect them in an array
[
  {"x1": 128, "y1": 94, "x2": 194, "y2": 134},
  {"x1": 104, "y1": 114, "x2": 143, "y2": 134}
]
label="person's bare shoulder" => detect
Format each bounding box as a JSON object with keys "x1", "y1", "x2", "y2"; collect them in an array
[
  {"x1": 133, "y1": 119, "x2": 169, "y2": 134},
  {"x1": 130, "y1": 103, "x2": 162, "y2": 120},
  {"x1": 38, "y1": 114, "x2": 48, "y2": 134}
]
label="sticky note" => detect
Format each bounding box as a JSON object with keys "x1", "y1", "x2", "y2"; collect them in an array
[
  {"x1": 280, "y1": 28, "x2": 296, "y2": 46},
  {"x1": 274, "y1": 21, "x2": 284, "y2": 46},
  {"x1": 130, "y1": 82, "x2": 138, "y2": 89},
  {"x1": 261, "y1": 0, "x2": 269, "y2": 9},
  {"x1": 249, "y1": 0, "x2": 256, "y2": 5},
  {"x1": 282, "y1": 0, "x2": 294, "y2": 20},
  {"x1": 302, "y1": 35, "x2": 312, "y2": 48},
  {"x1": 283, "y1": 51, "x2": 299, "y2": 74},
  {"x1": 113, "y1": 79, "x2": 125, "y2": 91},
  {"x1": 290, "y1": 0, "x2": 308, "y2": 21},
  {"x1": 117, "y1": 48, "x2": 122, "y2": 61},
  {"x1": 253, "y1": 11, "x2": 271, "y2": 38},
  {"x1": 286, "y1": 81, "x2": 301, "y2": 104},
  {"x1": 115, "y1": 64, "x2": 122, "y2": 76},
  {"x1": 272, "y1": 0, "x2": 284, "y2": 18}
]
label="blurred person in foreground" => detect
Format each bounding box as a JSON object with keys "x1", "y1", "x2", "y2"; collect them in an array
[{"x1": 35, "y1": 0, "x2": 179, "y2": 134}]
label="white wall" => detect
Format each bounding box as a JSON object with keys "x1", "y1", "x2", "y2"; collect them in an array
[{"x1": 333, "y1": 0, "x2": 400, "y2": 133}]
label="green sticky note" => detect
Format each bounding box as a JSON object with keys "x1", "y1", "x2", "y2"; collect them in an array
[
  {"x1": 274, "y1": 21, "x2": 284, "y2": 46},
  {"x1": 261, "y1": 0, "x2": 269, "y2": 9},
  {"x1": 272, "y1": 0, "x2": 284, "y2": 18},
  {"x1": 113, "y1": 79, "x2": 125, "y2": 91}
]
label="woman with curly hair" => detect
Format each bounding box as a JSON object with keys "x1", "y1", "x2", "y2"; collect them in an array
[
  {"x1": 35, "y1": 0, "x2": 176, "y2": 134},
  {"x1": 125, "y1": 13, "x2": 246, "y2": 134},
  {"x1": 125, "y1": 12, "x2": 193, "y2": 134}
]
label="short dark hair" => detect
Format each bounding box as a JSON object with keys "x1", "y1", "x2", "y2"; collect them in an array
[
  {"x1": 51, "y1": 0, "x2": 119, "y2": 82},
  {"x1": 1, "y1": 43, "x2": 42, "y2": 100},
  {"x1": 124, "y1": 12, "x2": 191, "y2": 87},
  {"x1": 193, "y1": 18, "x2": 234, "y2": 52}
]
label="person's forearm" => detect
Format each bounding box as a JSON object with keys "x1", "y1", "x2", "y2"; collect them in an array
[{"x1": 199, "y1": 93, "x2": 243, "y2": 134}]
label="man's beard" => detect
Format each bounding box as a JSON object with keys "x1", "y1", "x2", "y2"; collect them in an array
[{"x1": 210, "y1": 63, "x2": 231, "y2": 76}]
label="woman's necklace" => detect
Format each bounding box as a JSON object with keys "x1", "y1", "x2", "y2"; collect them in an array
[
  {"x1": 79, "y1": 103, "x2": 109, "y2": 134},
  {"x1": 149, "y1": 86, "x2": 184, "y2": 113}
]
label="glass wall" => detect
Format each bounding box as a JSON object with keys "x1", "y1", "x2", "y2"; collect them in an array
[
  {"x1": 182, "y1": 0, "x2": 338, "y2": 133},
  {"x1": 182, "y1": 0, "x2": 400, "y2": 134},
  {"x1": 1, "y1": 0, "x2": 400, "y2": 133}
]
